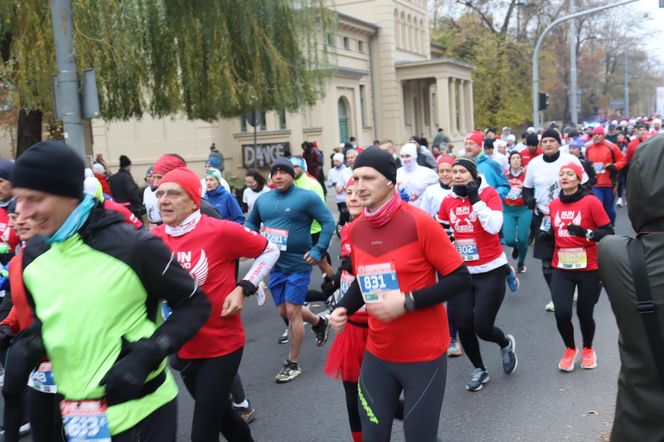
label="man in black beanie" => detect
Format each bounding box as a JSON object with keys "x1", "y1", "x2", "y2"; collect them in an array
[
  {"x1": 110, "y1": 154, "x2": 142, "y2": 218},
  {"x1": 521, "y1": 133, "x2": 543, "y2": 167},
  {"x1": 330, "y1": 149, "x2": 471, "y2": 441},
  {"x1": 4, "y1": 141, "x2": 210, "y2": 441}
]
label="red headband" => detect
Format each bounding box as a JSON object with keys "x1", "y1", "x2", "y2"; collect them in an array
[{"x1": 560, "y1": 163, "x2": 583, "y2": 181}]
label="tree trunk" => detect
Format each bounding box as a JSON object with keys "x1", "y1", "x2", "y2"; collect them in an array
[{"x1": 16, "y1": 109, "x2": 42, "y2": 158}]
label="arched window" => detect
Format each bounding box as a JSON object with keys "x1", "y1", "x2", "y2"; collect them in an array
[
  {"x1": 394, "y1": 9, "x2": 401, "y2": 49},
  {"x1": 407, "y1": 15, "x2": 412, "y2": 50},
  {"x1": 400, "y1": 12, "x2": 406, "y2": 49},
  {"x1": 338, "y1": 97, "x2": 350, "y2": 143}
]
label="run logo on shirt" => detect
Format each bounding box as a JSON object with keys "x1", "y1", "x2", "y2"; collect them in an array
[
  {"x1": 554, "y1": 210, "x2": 582, "y2": 238},
  {"x1": 176, "y1": 250, "x2": 209, "y2": 285}
]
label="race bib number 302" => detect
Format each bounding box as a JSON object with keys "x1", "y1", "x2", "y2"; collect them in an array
[
  {"x1": 60, "y1": 400, "x2": 111, "y2": 442},
  {"x1": 357, "y1": 262, "x2": 400, "y2": 303},
  {"x1": 455, "y1": 239, "x2": 479, "y2": 261}
]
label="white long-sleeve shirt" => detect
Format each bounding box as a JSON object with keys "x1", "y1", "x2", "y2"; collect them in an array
[{"x1": 326, "y1": 165, "x2": 352, "y2": 203}]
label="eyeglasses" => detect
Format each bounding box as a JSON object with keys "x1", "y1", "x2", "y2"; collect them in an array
[{"x1": 155, "y1": 189, "x2": 185, "y2": 199}]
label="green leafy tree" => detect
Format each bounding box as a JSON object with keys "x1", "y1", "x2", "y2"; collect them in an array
[{"x1": 0, "y1": 0, "x2": 333, "y2": 154}]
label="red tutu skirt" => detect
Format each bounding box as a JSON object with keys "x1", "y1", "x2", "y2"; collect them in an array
[{"x1": 324, "y1": 322, "x2": 369, "y2": 382}]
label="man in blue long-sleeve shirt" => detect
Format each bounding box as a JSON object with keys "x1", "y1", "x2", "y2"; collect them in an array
[{"x1": 245, "y1": 157, "x2": 335, "y2": 383}]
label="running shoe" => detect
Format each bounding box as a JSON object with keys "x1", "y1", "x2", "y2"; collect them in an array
[
  {"x1": 558, "y1": 347, "x2": 578, "y2": 372},
  {"x1": 545, "y1": 301, "x2": 555, "y2": 312},
  {"x1": 465, "y1": 368, "x2": 490, "y2": 392},
  {"x1": 501, "y1": 334, "x2": 518, "y2": 374},
  {"x1": 616, "y1": 197, "x2": 623, "y2": 208},
  {"x1": 581, "y1": 347, "x2": 597, "y2": 369},
  {"x1": 0, "y1": 422, "x2": 31, "y2": 436},
  {"x1": 447, "y1": 338, "x2": 463, "y2": 357},
  {"x1": 312, "y1": 315, "x2": 329, "y2": 347},
  {"x1": 275, "y1": 361, "x2": 302, "y2": 383},
  {"x1": 517, "y1": 263, "x2": 527, "y2": 273},
  {"x1": 511, "y1": 247, "x2": 519, "y2": 260},
  {"x1": 277, "y1": 328, "x2": 289, "y2": 344},
  {"x1": 506, "y1": 266, "x2": 519, "y2": 293},
  {"x1": 233, "y1": 402, "x2": 257, "y2": 424}
]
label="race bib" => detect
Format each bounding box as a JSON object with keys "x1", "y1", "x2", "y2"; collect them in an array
[
  {"x1": 60, "y1": 400, "x2": 111, "y2": 442},
  {"x1": 540, "y1": 216, "x2": 552, "y2": 232},
  {"x1": 455, "y1": 239, "x2": 479, "y2": 261},
  {"x1": 557, "y1": 247, "x2": 587, "y2": 269},
  {"x1": 592, "y1": 162, "x2": 606, "y2": 174},
  {"x1": 357, "y1": 263, "x2": 400, "y2": 303},
  {"x1": 506, "y1": 188, "x2": 522, "y2": 200},
  {"x1": 27, "y1": 362, "x2": 57, "y2": 394},
  {"x1": 340, "y1": 271, "x2": 355, "y2": 297},
  {"x1": 260, "y1": 226, "x2": 289, "y2": 251}
]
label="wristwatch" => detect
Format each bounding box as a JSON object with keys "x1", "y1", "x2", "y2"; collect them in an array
[
  {"x1": 403, "y1": 293, "x2": 416, "y2": 312},
  {"x1": 237, "y1": 280, "x2": 257, "y2": 297},
  {"x1": 585, "y1": 230, "x2": 595, "y2": 241}
]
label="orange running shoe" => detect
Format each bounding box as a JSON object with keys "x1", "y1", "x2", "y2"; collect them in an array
[
  {"x1": 558, "y1": 347, "x2": 578, "y2": 372},
  {"x1": 582, "y1": 347, "x2": 597, "y2": 369}
]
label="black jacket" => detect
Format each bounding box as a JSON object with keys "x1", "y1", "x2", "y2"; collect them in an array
[{"x1": 110, "y1": 169, "x2": 143, "y2": 217}]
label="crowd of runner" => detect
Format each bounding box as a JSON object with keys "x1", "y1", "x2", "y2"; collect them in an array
[{"x1": 0, "y1": 114, "x2": 661, "y2": 441}]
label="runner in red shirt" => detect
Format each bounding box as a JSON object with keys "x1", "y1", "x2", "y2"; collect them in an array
[
  {"x1": 546, "y1": 163, "x2": 613, "y2": 372},
  {"x1": 520, "y1": 134, "x2": 543, "y2": 167},
  {"x1": 329, "y1": 147, "x2": 470, "y2": 441},
  {"x1": 585, "y1": 126, "x2": 626, "y2": 225},
  {"x1": 502, "y1": 151, "x2": 532, "y2": 273},
  {"x1": 438, "y1": 157, "x2": 518, "y2": 392},
  {"x1": 152, "y1": 167, "x2": 280, "y2": 442}
]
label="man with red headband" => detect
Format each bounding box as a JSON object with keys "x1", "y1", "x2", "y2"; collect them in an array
[
  {"x1": 153, "y1": 167, "x2": 280, "y2": 441},
  {"x1": 585, "y1": 126, "x2": 626, "y2": 225}
]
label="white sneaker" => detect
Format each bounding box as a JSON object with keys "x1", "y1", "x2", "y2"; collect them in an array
[
  {"x1": 616, "y1": 197, "x2": 623, "y2": 208},
  {"x1": 545, "y1": 301, "x2": 555, "y2": 312}
]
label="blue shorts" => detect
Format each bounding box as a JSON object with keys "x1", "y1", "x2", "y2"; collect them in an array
[{"x1": 268, "y1": 270, "x2": 312, "y2": 306}]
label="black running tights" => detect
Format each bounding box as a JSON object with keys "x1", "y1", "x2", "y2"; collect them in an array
[
  {"x1": 180, "y1": 348, "x2": 253, "y2": 442},
  {"x1": 447, "y1": 265, "x2": 510, "y2": 370},
  {"x1": 550, "y1": 269, "x2": 602, "y2": 349}
]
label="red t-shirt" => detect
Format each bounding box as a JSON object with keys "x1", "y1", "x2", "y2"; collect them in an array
[
  {"x1": 585, "y1": 141, "x2": 626, "y2": 188},
  {"x1": 153, "y1": 215, "x2": 268, "y2": 358},
  {"x1": 504, "y1": 169, "x2": 526, "y2": 206},
  {"x1": 349, "y1": 203, "x2": 463, "y2": 363},
  {"x1": 0, "y1": 207, "x2": 19, "y2": 254},
  {"x1": 520, "y1": 147, "x2": 543, "y2": 167},
  {"x1": 550, "y1": 195, "x2": 610, "y2": 271},
  {"x1": 0, "y1": 254, "x2": 33, "y2": 333},
  {"x1": 438, "y1": 187, "x2": 504, "y2": 266}
]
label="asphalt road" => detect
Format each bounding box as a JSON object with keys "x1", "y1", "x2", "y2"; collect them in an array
[{"x1": 8, "y1": 196, "x2": 631, "y2": 442}]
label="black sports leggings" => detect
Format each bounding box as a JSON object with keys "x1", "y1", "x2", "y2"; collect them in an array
[
  {"x1": 448, "y1": 265, "x2": 510, "y2": 370},
  {"x1": 113, "y1": 398, "x2": 177, "y2": 442},
  {"x1": 179, "y1": 348, "x2": 253, "y2": 442},
  {"x1": 358, "y1": 351, "x2": 446, "y2": 442},
  {"x1": 343, "y1": 381, "x2": 362, "y2": 433},
  {"x1": 27, "y1": 389, "x2": 64, "y2": 441},
  {"x1": 550, "y1": 269, "x2": 602, "y2": 349}
]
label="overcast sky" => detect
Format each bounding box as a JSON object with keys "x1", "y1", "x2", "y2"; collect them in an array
[{"x1": 631, "y1": 0, "x2": 664, "y2": 67}]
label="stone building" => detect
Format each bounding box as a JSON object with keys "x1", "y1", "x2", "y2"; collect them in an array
[{"x1": 80, "y1": 0, "x2": 475, "y2": 179}]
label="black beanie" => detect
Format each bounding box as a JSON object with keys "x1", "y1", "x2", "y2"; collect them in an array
[
  {"x1": 271, "y1": 156, "x2": 295, "y2": 178},
  {"x1": 526, "y1": 134, "x2": 540, "y2": 147},
  {"x1": 0, "y1": 159, "x2": 14, "y2": 182},
  {"x1": 453, "y1": 157, "x2": 478, "y2": 180},
  {"x1": 13, "y1": 141, "x2": 84, "y2": 199},
  {"x1": 353, "y1": 147, "x2": 397, "y2": 183},
  {"x1": 119, "y1": 155, "x2": 131, "y2": 168},
  {"x1": 541, "y1": 128, "x2": 561, "y2": 145}
]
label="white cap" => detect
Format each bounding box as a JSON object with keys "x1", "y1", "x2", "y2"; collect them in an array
[
  {"x1": 92, "y1": 162, "x2": 105, "y2": 174},
  {"x1": 400, "y1": 143, "x2": 418, "y2": 157},
  {"x1": 83, "y1": 176, "x2": 101, "y2": 197},
  {"x1": 333, "y1": 153, "x2": 344, "y2": 163},
  {"x1": 526, "y1": 127, "x2": 536, "y2": 134}
]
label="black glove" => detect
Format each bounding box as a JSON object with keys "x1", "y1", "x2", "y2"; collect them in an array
[
  {"x1": 605, "y1": 164, "x2": 616, "y2": 174},
  {"x1": 101, "y1": 338, "x2": 167, "y2": 404},
  {"x1": 567, "y1": 224, "x2": 588, "y2": 238},
  {"x1": 339, "y1": 255, "x2": 353, "y2": 273},
  {"x1": 0, "y1": 324, "x2": 14, "y2": 350},
  {"x1": 321, "y1": 274, "x2": 336, "y2": 298},
  {"x1": 466, "y1": 181, "x2": 480, "y2": 204},
  {"x1": 526, "y1": 198, "x2": 536, "y2": 210},
  {"x1": 452, "y1": 184, "x2": 468, "y2": 198},
  {"x1": 537, "y1": 230, "x2": 554, "y2": 242}
]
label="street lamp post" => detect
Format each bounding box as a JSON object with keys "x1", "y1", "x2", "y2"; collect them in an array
[{"x1": 532, "y1": 0, "x2": 641, "y2": 128}]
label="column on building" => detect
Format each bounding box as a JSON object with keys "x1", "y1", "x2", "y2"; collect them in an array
[
  {"x1": 457, "y1": 79, "x2": 467, "y2": 135},
  {"x1": 448, "y1": 77, "x2": 458, "y2": 137},
  {"x1": 435, "y1": 76, "x2": 451, "y2": 137},
  {"x1": 464, "y1": 80, "x2": 475, "y2": 131}
]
